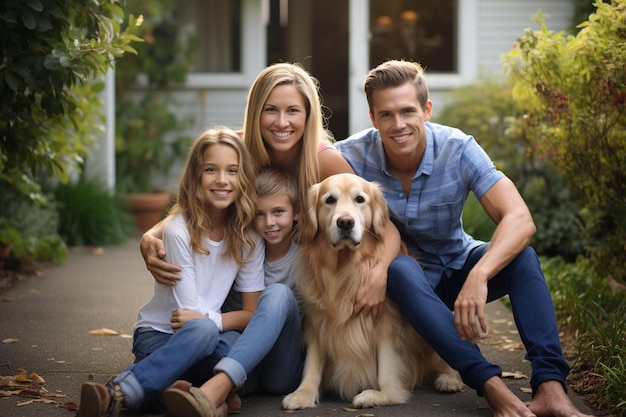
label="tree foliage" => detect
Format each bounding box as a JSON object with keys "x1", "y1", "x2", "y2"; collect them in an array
[
  {"x1": 0, "y1": 0, "x2": 141, "y2": 197},
  {"x1": 503, "y1": 0, "x2": 626, "y2": 283}
]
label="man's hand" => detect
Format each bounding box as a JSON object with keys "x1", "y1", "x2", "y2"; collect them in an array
[
  {"x1": 139, "y1": 233, "x2": 181, "y2": 286},
  {"x1": 453, "y1": 272, "x2": 488, "y2": 343},
  {"x1": 353, "y1": 262, "x2": 387, "y2": 323},
  {"x1": 170, "y1": 309, "x2": 203, "y2": 332}
]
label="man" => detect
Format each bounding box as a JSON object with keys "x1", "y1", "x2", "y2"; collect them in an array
[{"x1": 334, "y1": 59, "x2": 592, "y2": 417}]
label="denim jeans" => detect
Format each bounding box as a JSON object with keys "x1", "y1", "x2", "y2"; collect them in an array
[
  {"x1": 114, "y1": 317, "x2": 234, "y2": 409},
  {"x1": 215, "y1": 283, "x2": 303, "y2": 394},
  {"x1": 387, "y1": 244, "x2": 570, "y2": 395}
]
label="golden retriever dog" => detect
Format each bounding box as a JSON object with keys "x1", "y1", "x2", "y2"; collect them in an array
[{"x1": 282, "y1": 173, "x2": 463, "y2": 410}]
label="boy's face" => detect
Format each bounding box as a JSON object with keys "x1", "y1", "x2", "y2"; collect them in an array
[{"x1": 254, "y1": 194, "x2": 298, "y2": 247}]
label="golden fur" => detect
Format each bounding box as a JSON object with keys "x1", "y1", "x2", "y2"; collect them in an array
[{"x1": 282, "y1": 173, "x2": 463, "y2": 410}]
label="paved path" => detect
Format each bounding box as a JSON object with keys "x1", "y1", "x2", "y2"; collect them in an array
[{"x1": 0, "y1": 238, "x2": 596, "y2": 417}]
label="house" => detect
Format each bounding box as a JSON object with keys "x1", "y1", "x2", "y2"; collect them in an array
[{"x1": 89, "y1": 0, "x2": 575, "y2": 191}]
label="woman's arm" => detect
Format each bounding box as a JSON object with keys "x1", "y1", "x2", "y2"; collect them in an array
[
  {"x1": 139, "y1": 217, "x2": 182, "y2": 285},
  {"x1": 221, "y1": 291, "x2": 261, "y2": 332}
]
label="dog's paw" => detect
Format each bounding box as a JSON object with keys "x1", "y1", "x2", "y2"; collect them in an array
[
  {"x1": 282, "y1": 389, "x2": 319, "y2": 410},
  {"x1": 434, "y1": 371, "x2": 464, "y2": 393},
  {"x1": 352, "y1": 388, "x2": 410, "y2": 408}
]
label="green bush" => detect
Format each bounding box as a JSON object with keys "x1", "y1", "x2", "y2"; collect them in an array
[
  {"x1": 0, "y1": 184, "x2": 67, "y2": 265},
  {"x1": 433, "y1": 80, "x2": 583, "y2": 260},
  {"x1": 54, "y1": 179, "x2": 133, "y2": 246},
  {"x1": 503, "y1": 1, "x2": 626, "y2": 283},
  {"x1": 542, "y1": 257, "x2": 626, "y2": 416}
]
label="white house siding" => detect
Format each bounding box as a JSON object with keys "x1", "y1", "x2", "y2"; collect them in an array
[{"x1": 476, "y1": 0, "x2": 574, "y2": 76}]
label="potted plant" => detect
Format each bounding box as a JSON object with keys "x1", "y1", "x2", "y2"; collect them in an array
[{"x1": 114, "y1": 5, "x2": 195, "y2": 232}]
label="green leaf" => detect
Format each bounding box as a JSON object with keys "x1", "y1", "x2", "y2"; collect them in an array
[
  {"x1": 24, "y1": 0, "x2": 44, "y2": 12},
  {"x1": 20, "y1": 9, "x2": 36, "y2": 30}
]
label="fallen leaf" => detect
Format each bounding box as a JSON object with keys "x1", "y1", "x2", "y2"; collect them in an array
[
  {"x1": 17, "y1": 398, "x2": 58, "y2": 406},
  {"x1": 59, "y1": 401, "x2": 79, "y2": 410},
  {"x1": 2, "y1": 338, "x2": 18, "y2": 344},
  {"x1": 502, "y1": 371, "x2": 528, "y2": 379},
  {"x1": 502, "y1": 342, "x2": 524, "y2": 350},
  {"x1": 89, "y1": 328, "x2": 119, "y2": 336}
]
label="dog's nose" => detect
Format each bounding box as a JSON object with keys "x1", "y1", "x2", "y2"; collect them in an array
[{"x1": 337, "y1": 215, "x2": 355, "y2": 231}]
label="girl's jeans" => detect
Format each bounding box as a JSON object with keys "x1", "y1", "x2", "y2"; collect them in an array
[
  {"x1": 114, "y1": 282, "x2": 302, "y2": 408},
  {"x1": 387, "y1": 244, "x2": 570, "y2": 395}
]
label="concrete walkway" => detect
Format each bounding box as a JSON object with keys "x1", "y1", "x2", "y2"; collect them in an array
[{"x1": 0, "y1": 238, "x2": 596, "y2": 417}]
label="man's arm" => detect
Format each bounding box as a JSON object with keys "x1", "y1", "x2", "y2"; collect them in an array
[{"x1": 454, "y1": 177, "x2": 536, "y2": 342}]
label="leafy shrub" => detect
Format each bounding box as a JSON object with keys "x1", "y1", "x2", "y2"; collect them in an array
[
  {"x1": 0, "y1": 184, "x2": 67, "y2": 265},
  {"x1": 542, "y1": 257, "x2": 626, "y2": 416},
  {"x1": 433, "y1": 80, "x2": 583, "y2": 260},
  {"x1": 503, "y1": 1, "x2": 626, "y2": 283},
  {"x1": 54, "y1": 179, "x2": 133, "y2": 246}
]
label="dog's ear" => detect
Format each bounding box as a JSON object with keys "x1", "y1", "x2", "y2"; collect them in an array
[
  {"x1": 369, "y1": 181, "x2": 389, "y2": 239},
  {"x1": 299, "y1": 182, "x2": 321, "y2": 241}
]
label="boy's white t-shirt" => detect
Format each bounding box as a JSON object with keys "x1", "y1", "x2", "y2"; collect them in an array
[{"x1": 134, "y1": 214, "x2": 265, "y2": 334}]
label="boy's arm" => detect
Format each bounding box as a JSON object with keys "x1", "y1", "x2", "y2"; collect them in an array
[{"x1": 221, "y1": 291, "x2": 262, "y2": 331}]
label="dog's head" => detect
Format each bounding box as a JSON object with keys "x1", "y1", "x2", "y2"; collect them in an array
[{"x1": 300, "y1": 173, "x2": 388, "y2": 249}]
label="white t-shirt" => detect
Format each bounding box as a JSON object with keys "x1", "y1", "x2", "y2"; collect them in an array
[{"x1": 134, "y1": 214, "x2": 265, "y2": 333}]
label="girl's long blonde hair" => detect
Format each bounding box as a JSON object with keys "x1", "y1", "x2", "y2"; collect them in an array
[
  {"x1": 243, "y1": 62, "x2": 333, "y2": 204},
  {"x1": 169, "y1": 128, "x2": 258, "y2": 265}
]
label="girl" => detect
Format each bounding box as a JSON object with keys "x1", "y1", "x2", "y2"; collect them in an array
[{"x1": 76, "y1": 128, "x2": 264, "y2": 417}]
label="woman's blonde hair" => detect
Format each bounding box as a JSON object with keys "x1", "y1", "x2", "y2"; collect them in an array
[
  {"x1": 169, "y1": 128, "x2": 258, "y2": 264},
  {"x1": 243, "y1": 62, "x2": 332, "y2": 204}
]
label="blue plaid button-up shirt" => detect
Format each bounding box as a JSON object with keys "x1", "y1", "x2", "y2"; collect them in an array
[{"x1": 335, "y1": 122, "x2": 505, "y2": 287}]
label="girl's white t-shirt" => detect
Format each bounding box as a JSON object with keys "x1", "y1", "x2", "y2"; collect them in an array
[{"x1": 134, "y1": 214, "x2": 265, "y2": 334}]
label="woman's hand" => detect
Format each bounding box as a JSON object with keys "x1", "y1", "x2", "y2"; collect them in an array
[{"x1": 140, "y1": 232, "x2": 181, "y2": 286}]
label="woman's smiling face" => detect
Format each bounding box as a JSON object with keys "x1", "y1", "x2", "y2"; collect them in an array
[{"x1": 260, "y1": 84, "x2": 307, "y2": 156}]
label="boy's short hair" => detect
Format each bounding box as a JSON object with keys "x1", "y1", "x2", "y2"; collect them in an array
[{"x1": 255, "y1": 165, "x2": 299, "y2": 211}]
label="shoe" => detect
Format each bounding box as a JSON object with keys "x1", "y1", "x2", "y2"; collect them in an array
[
  {"x1": 160, "y1": 380, "x2": 227, "y2": 417},
  {"x1": 76, "y1": 381, "x2": 123, "y2": 417}
]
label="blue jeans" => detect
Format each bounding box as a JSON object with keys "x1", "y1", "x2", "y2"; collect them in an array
[
  {"x1": 114, "y1": 317, "x2": 237, "y2": 409},
  {"x1": 215, "y1": 283, "x2": 303, "y2": 394},
  {"x1": 387, "y1": 245, "x2": 570, "y2": 395}
]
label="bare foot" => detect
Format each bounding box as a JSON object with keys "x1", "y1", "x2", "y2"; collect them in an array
[
  {"x1": 528, "y1": 380, "x2": 595, "y2": 417},
  {"x1": 483, "y1": 376, "x2": 536, "y2": 417}
]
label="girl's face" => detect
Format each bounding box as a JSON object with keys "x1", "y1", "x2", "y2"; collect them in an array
[
  {"x1": 260, "y1": 84, "x2": 307, "y2": 156},
  {"x1": 253, "y1": 193, "x2": 298, "y2": 249},
  {"x1": 200, "y1": 144, "x2": 240, "y2": 212}
]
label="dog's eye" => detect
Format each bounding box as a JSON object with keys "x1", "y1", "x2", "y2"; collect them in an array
[
  {"x1": 325, "y1": 196, "x2": 337, "y2": 204},
  {"x1": 355, "y1": 195, "x2": 365, "y2": 204}
]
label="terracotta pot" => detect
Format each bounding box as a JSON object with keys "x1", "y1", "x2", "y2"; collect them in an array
[{"x1": 124, "y1": 191, "x2": 172, "y2": 233}]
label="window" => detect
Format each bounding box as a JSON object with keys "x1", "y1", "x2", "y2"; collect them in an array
[
  {"x1": 369, "y1": 0, "x2": 457, "y2": 73},
  {"x1": 177, "y1": 0, "x2": 242, "y2": 73}
]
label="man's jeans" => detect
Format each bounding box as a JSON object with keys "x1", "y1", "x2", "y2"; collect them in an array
[{"x1": 387, "y1": 244, "x2": 570, "y2": 395}]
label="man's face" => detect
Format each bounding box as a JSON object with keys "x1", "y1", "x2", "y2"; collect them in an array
[{"x1": 369, "y1": 82, "x2": 432, "y2": 164}]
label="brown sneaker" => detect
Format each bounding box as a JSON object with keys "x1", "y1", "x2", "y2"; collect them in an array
[{"x1": 76, "y1": 381, "x2": 123, "y2": 417}]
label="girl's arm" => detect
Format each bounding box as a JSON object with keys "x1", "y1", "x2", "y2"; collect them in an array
[{"x1": 221, "y1": 290, "x2": 262, "y2": 332}]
